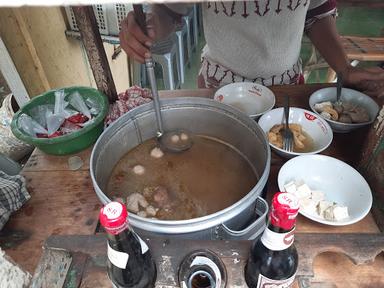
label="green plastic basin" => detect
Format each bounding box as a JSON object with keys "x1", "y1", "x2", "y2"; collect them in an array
[{"x1": 11, "y1": 86, "x2": 109, "y2": 155}]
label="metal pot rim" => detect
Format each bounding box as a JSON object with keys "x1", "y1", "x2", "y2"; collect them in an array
[{"x1": 90, "y1": 97, "x2": 271, "y2": 234}]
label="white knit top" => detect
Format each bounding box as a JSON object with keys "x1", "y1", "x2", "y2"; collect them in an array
[{"x1": 196, "y1": 0, "x2": 336, "y2": 88}]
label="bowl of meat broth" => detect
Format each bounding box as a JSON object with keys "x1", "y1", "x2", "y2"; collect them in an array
[
  {"x1": 309, "y1": 87, "x2": 380, "y2": 133},
  {"x1": 258, "y1": 107, "x2": 333, "y2": 158}
]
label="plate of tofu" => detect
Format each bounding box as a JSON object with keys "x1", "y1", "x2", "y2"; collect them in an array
[{"x1": 277, "y1": 155, "x2": 373, "y2": 226}]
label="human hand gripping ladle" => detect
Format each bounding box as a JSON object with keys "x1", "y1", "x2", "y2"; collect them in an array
[{"x1": 133, "y1": 4, "x2": 193, "y2": 153}]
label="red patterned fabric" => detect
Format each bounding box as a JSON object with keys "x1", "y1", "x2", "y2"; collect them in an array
[
  {"x1": 305, "y1": 0, "x2": 337, "y2": 30},
  {"x1": 105, "y1": 86, "x2": 153, "y2": 126},
  {"x1": 306, "y1": 0, "x2": 336, "y2": 20}
]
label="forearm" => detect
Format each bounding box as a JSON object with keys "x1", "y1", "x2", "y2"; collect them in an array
[{"x1": 306, "y1": 15, "x2": 350, "y2": 75}]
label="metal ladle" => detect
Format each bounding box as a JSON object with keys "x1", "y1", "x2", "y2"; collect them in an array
[{"x1": 133, "y1": 5, "x2": 193, "y2": 153}]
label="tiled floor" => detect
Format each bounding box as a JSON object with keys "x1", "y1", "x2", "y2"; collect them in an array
[{"x1": 178, "y1": 6, "x2": 384, "y2": 89}]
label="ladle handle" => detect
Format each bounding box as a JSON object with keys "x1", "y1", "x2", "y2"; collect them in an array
[
  {"x1": 145, "y1": 58, "x2": 164, "y2": 137},
  {"x1": 133, "y1": 4, "x2": 164, "y2": 137}
]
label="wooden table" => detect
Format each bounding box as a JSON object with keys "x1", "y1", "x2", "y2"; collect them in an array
[
  {"x1": 304, "y1": 36, "x2": 384, "y2": 83},
  {"x1": 326, "y1": 36, "x2": 384, "y2": 82},
  {"x1": 1, "y1": 84, "x2": 383, "y2": 287}
]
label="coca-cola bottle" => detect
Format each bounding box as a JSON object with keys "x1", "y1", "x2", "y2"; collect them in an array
[
  {"x1": 99, "y1": 201, "x2": 156, "y2": 288},
  {"x1": 245, "y1": 192, "x2": 299, "y2": 288}
]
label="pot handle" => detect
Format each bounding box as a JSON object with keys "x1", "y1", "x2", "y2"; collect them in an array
[{"x1": 215, "y1": 197, "x2": 268, "y2": 240}]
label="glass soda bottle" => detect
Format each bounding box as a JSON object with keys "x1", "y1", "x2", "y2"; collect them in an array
[
  {"x1": 99, "y1": 201, "x2": 156, "y2": 288},
  {"x1": 245, "y1": 192, "x2": 299, "y2": 288}
]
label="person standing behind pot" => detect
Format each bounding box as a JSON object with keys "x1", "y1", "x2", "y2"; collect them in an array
[{"x1": 119, "y1": 1, "x2": 384, "y2": 100}]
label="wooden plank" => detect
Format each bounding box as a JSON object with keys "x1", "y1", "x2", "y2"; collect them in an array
[
  {"x1": 158, "y1": 83, "x2": 336, "y2": 103},
  {"x1": 295, "y1": 214, "x2": 379, "y2": 234},
  {"x1": 72, "y1": 6, "x2": 117, "y2": 103},
  {"x1": 62, "y1": 253, "x2": 89, "y2": 288},
  {"x1": 35, "y1": 233, "x2": 384, "y2": 288},
  {"x1": 78, "y1": 261, "x2": 111, "y2": 288},
  {"x1": 312, "y1": 252, "x2": 384, "y2": 288},
  {"x1": 30, "y1": 248, "x2": 72, "y2": 288},
  {"x1": 344, "y1": 53, "x2": 384, "y2": 62},
  {"x1": 22, "y1": 147, "x2": 92, "y2": 172},
  {"x1": 20, "y1": 7, "x2": 98, "y2": 93},
  {"x1": 0, "y1": 8, "x2": 46, "y2": 96},
  {"x1": 11, "y1": 8, "x2": 50, "y2": 92},
  {"x1": 342, "y1": 36, "x2": 384, "y2": 62},
  {"x1": 3, "y1": 170, "x2": 101, "y2": 273},
  {"x1": 0, "y1": 37, "x2": 30, "y2": 106},
  {"x1": 295, "y1": 233, "x2": 384, "y2": 278},
  {"x1": 270, "y1": 83, "x2": 335, "y2": 106}
]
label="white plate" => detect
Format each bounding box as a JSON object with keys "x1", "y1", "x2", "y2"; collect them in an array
[
  {"x1": 278, "y1": 155, "x2": 373, "y2": 226},
  {"x1": 214, "y1": 82, "x2": 275, "y2": 119},
  {"x1": 258, "y1": 107, "x2": 333, "y2": 158}
]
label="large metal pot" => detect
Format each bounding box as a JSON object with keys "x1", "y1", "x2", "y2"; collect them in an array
[{"x1": 91, "y1": 97, "x2": 270, "y2": 240}]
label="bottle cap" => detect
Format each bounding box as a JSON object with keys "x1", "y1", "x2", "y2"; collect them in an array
[
  {"x1": 99, "y1": 201, "x2": 128, "y2": 235},
  {"x1": 270, "y1": 192, "x2": 299, "y2": 230}
]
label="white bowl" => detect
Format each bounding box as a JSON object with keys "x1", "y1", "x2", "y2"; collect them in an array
[
  {"x1": 309, "y1": 87, "x2": 380, "y2": 133},
  {"x1": 278, "y1": 155, "x2": 373, "y2": 226},
  {"x1": 214, "y1": 82, "x2": 275, "y2": 119},
  {"x1": 258, "y1": 107, "x2": 333, "y2": 158}
]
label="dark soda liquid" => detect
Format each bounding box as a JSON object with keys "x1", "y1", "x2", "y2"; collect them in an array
[
  {"x1": 107, "y1": 230, "x2": 156, "y2": 288},
  {"x1": 245, "y1": 225, "x2": 298, "y2": 287}
]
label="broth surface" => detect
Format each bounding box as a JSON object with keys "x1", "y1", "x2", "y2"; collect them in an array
[
  {"x1": 107, "y1": 136, "x2": 258, "y2": 220},
  {"x1": 295, "y1": 130, "x2": 314, "y2": 153}
]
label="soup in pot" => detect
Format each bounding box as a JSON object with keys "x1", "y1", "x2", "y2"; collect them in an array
[{"x1": 107, "y1": 135, "x2": 258, "y2": 220}]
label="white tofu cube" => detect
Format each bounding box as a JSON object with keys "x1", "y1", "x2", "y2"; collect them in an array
[
  {"x1": 323, "y1": 205, "x2": 335, "y2": 221},
  {"x1": 311, "y1": 190, "x2": 325, "y2": 203},
  {"x1": 294, "y1": 179, "x2": 305, "y2": 187},
  {"x1": 333, "y1": 206, "x2": 349, "y2": 221},
  {"x1": 317, "y1": 200, "x2": 334, "y2": 217},
  {"x1": 300, "y1": 196, "x2": 318, "y2": 215},
  {"x1": 296, "y1": 183, "x2": 312, "y2": 199},
  {"x1": 284, "y1": 181, "x2": 297, "y2": 194}
]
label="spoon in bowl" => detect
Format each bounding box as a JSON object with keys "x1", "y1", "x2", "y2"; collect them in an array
[
  {"x1": 133, "y1": 4, "x2": 193, "y2": 153},
  {"x1": 336, "y1": 72, "x2": 343, "y2": 105}
]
